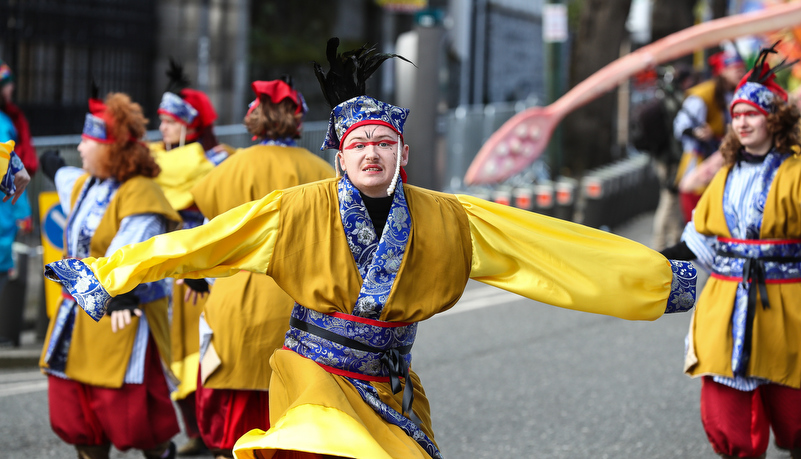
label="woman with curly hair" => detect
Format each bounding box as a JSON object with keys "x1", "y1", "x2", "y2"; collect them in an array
[
  {"x1": 662, "y1": 44, "x2": 801, "y2": 459},
  {"x1": 188, "y1": 76, "x2": 333, "y2": 459},
  {"x1": 37, "y1": 93, "x2": 182, "y2": 459}
]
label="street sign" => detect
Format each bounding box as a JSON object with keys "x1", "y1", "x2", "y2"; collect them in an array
[{"x1": 39, "y1": 192, "x2": 66, "y2": 318}]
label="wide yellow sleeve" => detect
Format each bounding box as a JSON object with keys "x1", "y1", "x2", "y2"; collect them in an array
[
  {"x1": 458, "y1": 195, "x2": 679, "y2": 321},
  {"x1": 45, "y1": 190, "x2": 284, "y2": 321}
]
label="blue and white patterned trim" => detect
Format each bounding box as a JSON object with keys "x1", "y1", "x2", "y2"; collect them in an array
[
  {"x1": 43, "y1": 298, "x2": 78, "y2": 373},
  {"x1": 283, "y1": 304, "x2": 439, "y2": 458},
  {"x1": 338, "y1": 173, "x2": 411, "y2": 319},
  {"x1": 158, "y1": 92, "x2": 198, "y2": 126},
  {"x1": 284, "y1": 304, "x2": 417, "y2": 377},
  {"x1": 665, "y1": 261, "x2": 697, "y2": 313},
  {"x1": 82, "y1": 113, "x2": 110, "y2": 142},
  {"x1": 350, "y1": 378, "x2": 443, "y2": 459},
  {"x1": 44, "y1": 258, "x2": 111, "y2": 322},
  {"x1": 323, "y1": 96, "x2": 409, "y2": 150},
  {"x1": 0, "y1": 150, "x2": 23, "y2": 196},
  {"x1": 711, "y1": 239, "x2": 801, "y2": 281},
  {"x1": 731, "y1": 82, "x2": 775, "y2": 115},
  {"x1": 259, "y1": 137, "x2": 297, "y2": 147}
]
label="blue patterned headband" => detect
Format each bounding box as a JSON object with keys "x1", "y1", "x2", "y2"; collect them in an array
[
  {"x1": 731, "y1": 82, "x2": 775, "y2": 116},
  {"x1": 322, "y1": 95, "x2": 409, "y2": 151},
  {"x1": 82, "y1": 113, "x2": 113, "y2": 143},
  {"x1": 157, "y1": 92, "x2": 198, "y2": 126}
]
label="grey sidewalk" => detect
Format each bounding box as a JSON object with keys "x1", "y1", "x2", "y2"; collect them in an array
[{"x1": 0, "y1": 210, "x2": 664, "y2": 369}]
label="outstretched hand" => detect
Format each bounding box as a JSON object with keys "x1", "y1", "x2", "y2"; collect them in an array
[{"x1": 3, "y1": 168, "x2": 30, "y2": 204}]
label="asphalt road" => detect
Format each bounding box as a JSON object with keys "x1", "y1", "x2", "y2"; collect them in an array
[{"x1": 0, "y1": 215, "x2": 790, "y2": 458}]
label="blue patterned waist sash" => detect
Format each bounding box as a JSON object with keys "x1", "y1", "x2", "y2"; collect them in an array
[
  {"x1": 712, "y1": 237, "x2": 801, "y2": 372},
  {"x1": 711, "y1": 238, "x2": 801, "y2": 286},
  {"x1": 283, "y1": 303, "x2": 421, "y2": 424}
]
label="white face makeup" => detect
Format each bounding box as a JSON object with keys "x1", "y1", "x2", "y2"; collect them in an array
[{"x1": 338, "y1": 124, "x2": 409, "y2": 198}]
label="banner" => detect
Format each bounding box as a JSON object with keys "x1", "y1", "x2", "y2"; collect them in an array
[
  {"x1": 39, "y1": 191, "x2": 66, "y2": 318},
  {"x1": 376, "y1": 0, "x2": 427, "y2": 12}
]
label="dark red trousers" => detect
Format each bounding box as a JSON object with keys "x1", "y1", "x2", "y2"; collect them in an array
[
  {"x1": 195, "y1": 369, "x2": 270, "y2": 451},
  {"x1": 679, "y1": 191, "x2": 701, "y2": 224},
  {"x1": 48, "y1": 338, "x2": 180, "y2": 451},
  {"x1": 701, "y1": 376, "x2": 801, "y2": 457}
]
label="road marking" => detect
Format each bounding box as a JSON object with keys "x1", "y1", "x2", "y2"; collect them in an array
[
  {"x1": 436, "y1": 286, "x2": 522, "y2": 318},
  {"x1": 0, "y1": 370, "x2": 44, "y2": 383},
  {"x1": 0, "y1": 380, "x2": 48, "y2": 398}
]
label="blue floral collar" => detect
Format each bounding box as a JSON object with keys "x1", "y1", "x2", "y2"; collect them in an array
[{"x1": 337, "y1": 174, "x2": 411, "y2": 319}]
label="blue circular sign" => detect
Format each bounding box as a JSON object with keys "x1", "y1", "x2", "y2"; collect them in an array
[{"x1": 43, "y1": 203, "x2": 66, "y2": 250}]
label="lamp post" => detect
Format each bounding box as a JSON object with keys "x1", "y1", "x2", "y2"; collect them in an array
[{"x1": 543, "y1": 0, "x2": 567, "y2": 175}]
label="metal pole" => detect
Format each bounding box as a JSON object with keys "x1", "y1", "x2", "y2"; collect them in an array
[
  {"x1": 381, "y1": 8, "x2": 396, "y2": 103},
  {"x1": 197, "y1": 0, "x2": 211, "y2": 93},
  {"x1": 232, "y1": 0, "x2": 250, "y2": 123},
  {"x1": 472, "y1": 0, "x2": 487, "y2": 105},
  {"x1": 544, "y1": 0, "x2": 565, "y2": 175}
]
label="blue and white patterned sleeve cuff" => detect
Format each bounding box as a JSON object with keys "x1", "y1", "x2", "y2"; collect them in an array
[
  {"x1": 0, "y1": 151, "x2": 22, "y2": 196},
  {"x1": 665, "y1": 260, "x2": 697, "y2": 314},
  {"x1": 44, "y1": 259, "x2": 111, "y2": 322}
]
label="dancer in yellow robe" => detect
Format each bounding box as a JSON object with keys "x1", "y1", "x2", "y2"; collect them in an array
[{"x1": 44, "y1": 40, "x2": 697, "y2": 459}]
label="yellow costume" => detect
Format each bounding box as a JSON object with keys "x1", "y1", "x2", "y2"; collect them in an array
[
  {"x1": 39, "y1": 174, "x2": 181, "y2": 386},
  {"x1": 47, "y1": 176, "x2": 694, "y2": 458},
  {"x1": 149, "y1": 140, "x2": 224, "y2": 399},
  {"x1": 675, "y1": 80, "x2": 728, "y2": 188},
  {"x1": 190, "y1": 144, "x2": 334, "y2": 389},
  {"x1": 685, "y1": 157, "x2": 801, "y2": 388}
]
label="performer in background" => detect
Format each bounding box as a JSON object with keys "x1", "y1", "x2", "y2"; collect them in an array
[
  {"x1": 673, "y1": 48, "x2": 745, "y2": 222},
  {"x1": 188, "y1": 76, "x2": 333, "y2": 459},
  {"x1": 37, "y1": 93, "x2": 181, "y2": 459},
  {"x1": 0, "y1": 140, "x2": 31, "y2": 318},
  {"x1": 0, "y1": 58, "x2": 37, "y2": 176},
  {"x1": 45, "y1": 39, "x2": 697, "y2": 459},
  {"x1": 149, "y1": 61, "x2": 229, "y2": 456},
  {"x1": 662, "y1": 44, "x2": 801, "y2": 459}
]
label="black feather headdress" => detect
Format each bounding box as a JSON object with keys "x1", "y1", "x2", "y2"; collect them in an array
[
  {"x1": 164, "y1": 58, "x2": 191, "y2": 95},
  {"x1": 746, "y1": 41, "x2": 797, "y2": 85},
  {"x1": 313, "y1": 37, "x2": 414, "y2": 109}
]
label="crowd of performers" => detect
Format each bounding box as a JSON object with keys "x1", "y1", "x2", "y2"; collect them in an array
[{"x1": 0, "y1": 35, "x2": 797, "y2": 459}]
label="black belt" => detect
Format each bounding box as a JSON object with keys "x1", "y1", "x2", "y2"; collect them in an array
[
  {"x1": 289, "y1": 316, "x2": 421, "y2": 426},
  {"x1": 716, "y1": 249, "x2": 801, "y2": 372}
]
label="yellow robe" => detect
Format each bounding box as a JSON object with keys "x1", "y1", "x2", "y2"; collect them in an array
[
  {"x1": 190, "y1": 144, "x2": 334, "y2": 390},
  {"x1": 150, "y1": 141, "x2": 215, "y2": 211},
  {"x1": 150, "y1": 140, "x2": 223, "y2": 398},
  {"x1": 685, "y1": 157, "x2": 801, "y2": 388},
  {"x1": 39, "y1": 174, "x2": 181, "y2": 387},
  {"x1": 675, "y1": 80, "x2": 728, "y2": 193},
  {"x1": 74, "y1": 178, "x2": 676, "y2": 457}
]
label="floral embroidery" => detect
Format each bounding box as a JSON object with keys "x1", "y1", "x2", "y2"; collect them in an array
[
  {"x1": 284, "y1": 304, "x2": 442, "y2": 458},
  {"x1": 44, "y1": 258, "x2": 111, "y2": 322},
  {"x1": 337, "y1": 173, "x2": 411, "y2": 318},
  {"x1": 666, "y1": 261, "x2": 696, "y2": 313},
  {"x1": 717, "y1": 151, "x2": 795, "y2": 375}
]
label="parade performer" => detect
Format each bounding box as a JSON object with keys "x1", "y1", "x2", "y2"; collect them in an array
[
  {"x1": 662, "y1": 44, "x2": 801, "y2": 459},
  {"x1": 673, "y1": 48, "x2": 745, "y2": 222},
  {"x1": 0, "y1": 58, "x2": 37, "y2": 176},
  {"x1": 37, "y1": 93, "x2": 182, "y2": 459},
  {"x1": 44, "y1": 39, "x2": 697, "y2": 459},
  {"x1": 0, "y1": 140, "x2": 31, "y2": 306},
  {"x1": 149, "y1": 61, "x2": 229, "y2": 455},
  {"x1": 0, "y1": 108, "x2": 30, "y2": 205},
  {"x1": 189, "y1": 77, "x2": 334, "y2": 459}
]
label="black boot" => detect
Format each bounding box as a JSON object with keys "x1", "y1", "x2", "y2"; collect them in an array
[{"x1": 143, "y1": 441, "x2": 176, "y2": 459}]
